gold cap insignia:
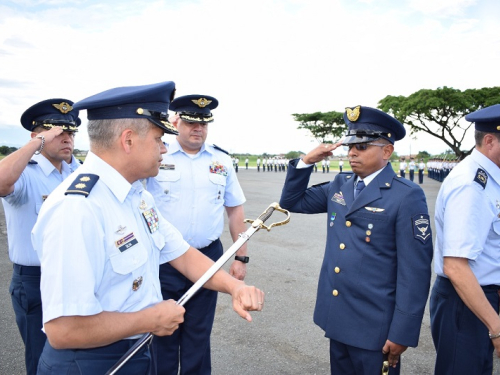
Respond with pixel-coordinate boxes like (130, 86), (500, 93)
(53, 102), (73, 114)
(192, 98), (212, 108)
(345, 106), (361, 122)
(75, 183), (86, 189)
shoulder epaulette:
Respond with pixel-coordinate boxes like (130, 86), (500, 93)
(473, 168), (488, 189)
(311, 181), (329, 188)
(28, 160), (38, 165)
(65, 174), (99, 197)
(212, 144), (229, 155)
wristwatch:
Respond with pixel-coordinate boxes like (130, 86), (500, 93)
(234, 255), (249, 263)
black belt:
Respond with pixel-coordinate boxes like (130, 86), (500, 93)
(13, 264), (41, 276)
(437, 276), (499, 291)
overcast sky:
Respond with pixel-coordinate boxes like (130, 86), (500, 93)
(1, 0), (499, 156)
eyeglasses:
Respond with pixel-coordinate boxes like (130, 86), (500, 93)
(343, 143), (387, 151)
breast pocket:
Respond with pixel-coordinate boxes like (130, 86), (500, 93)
(208, 173), (227, 204)
(156, 170), (181, 202)
(109, 242), (148, 275)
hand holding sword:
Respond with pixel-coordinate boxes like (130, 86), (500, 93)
(106, 202), (290, 375)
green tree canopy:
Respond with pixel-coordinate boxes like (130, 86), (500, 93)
(292, 111), (345, 143)
(378, 86), (500, 159)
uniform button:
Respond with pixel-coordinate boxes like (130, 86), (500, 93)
(346, 221), (351, 227)
(334, 267), (340, 273)
(339, 243), (345, 250)
(332, 289), (339, 296)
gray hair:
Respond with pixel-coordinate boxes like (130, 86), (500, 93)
(88, 118), (152, 151)
(474, 130), (500, 146)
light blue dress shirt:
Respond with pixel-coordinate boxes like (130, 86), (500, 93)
(147, 139), (245, 249)
(2, 153), (76, 266)
(434, 149), (500, 285)
(31, 152), (190, 325)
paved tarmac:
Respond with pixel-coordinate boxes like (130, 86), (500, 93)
(1, 168), (499, 374)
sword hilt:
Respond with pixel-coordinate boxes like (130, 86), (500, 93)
(244, 202), (290, 232)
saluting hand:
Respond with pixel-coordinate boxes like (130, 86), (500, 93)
(302, 141), (343, 165)
(33, 126), (65, 144)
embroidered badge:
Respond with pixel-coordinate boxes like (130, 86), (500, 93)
(139, 200), (147, 210)
(473, 168), (488, 189)
(115, 232), (138, 252)
(142, 208), (159, 234)
(160, 164), (175, 170)
(412, 214), (431, 243)
(209, 161), (228, 176)
(331, 192), (346, 206)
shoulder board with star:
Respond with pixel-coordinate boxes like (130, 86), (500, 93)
(473, 168), (487, 189)
(28, 159), (38, 164)
(212, 144), (229, 155)
(65, 174), (99, 197)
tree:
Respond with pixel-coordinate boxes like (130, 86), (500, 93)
(416, 151), (431, 160)
(285, 151), (302, 159)
(378, 86), (500, 159)
(292, 111), (345, 143)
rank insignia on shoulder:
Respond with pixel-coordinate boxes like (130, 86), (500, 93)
(65, 174), (99, 197)
(473, 168), (488, 189)
(212, 144), (229, 155)
(28, 159), (38, 164)
(412, 214), (431, 243)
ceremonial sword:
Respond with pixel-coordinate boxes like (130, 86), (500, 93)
(106, 202), (290, 375)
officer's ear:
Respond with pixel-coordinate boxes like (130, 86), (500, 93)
(120, 129), (135, 154)
(382, 144), (394, 161)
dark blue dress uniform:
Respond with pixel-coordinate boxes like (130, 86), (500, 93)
(280, 105), (433, 375)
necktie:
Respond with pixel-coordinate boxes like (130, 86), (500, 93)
(354, 180), (365, 199)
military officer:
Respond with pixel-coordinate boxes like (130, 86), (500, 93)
(146, 94), (249, 375)
(279, 105), (433, 374)
(430, 104), (500, 374)
(31, 82), (264, 374)
(399, 157), (407, 178)
(418, 159), (425, 184)
(408, 157), (416, 181)
(0, 98), (81, 374)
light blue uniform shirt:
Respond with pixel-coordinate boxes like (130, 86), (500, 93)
(32, 152), (189, 325)
(434, 149), (500, 285)
(147, 139), (245, 249)
(2, 153), (76, 266)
